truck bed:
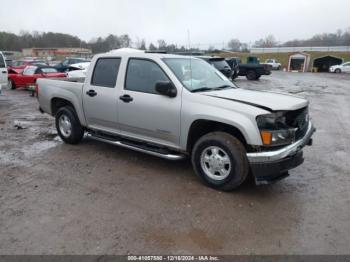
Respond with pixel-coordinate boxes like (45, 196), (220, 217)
(37, 77), (85, 122)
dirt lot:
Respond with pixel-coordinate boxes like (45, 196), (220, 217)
(0, 71), (349, 255)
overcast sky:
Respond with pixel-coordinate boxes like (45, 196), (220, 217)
(1, 0), (349, 48)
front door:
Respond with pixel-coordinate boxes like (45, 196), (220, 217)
(343, 62), (350, 73)
(118, 58), (181, 148)
(82, 57), (121, 133)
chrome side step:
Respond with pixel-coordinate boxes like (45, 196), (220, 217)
(86, 133), (185, 161)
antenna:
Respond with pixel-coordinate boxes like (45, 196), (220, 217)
(187, 29), (191, 51)
(187, 29), (192, 89)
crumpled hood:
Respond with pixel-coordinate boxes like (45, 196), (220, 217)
(205, 88), (308, 111)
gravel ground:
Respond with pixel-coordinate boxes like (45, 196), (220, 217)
(0, 71), (349, 255)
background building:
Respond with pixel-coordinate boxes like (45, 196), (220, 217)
(22, 48), (92, 59)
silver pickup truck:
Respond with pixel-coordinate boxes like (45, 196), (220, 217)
(37, 49), (315, 191)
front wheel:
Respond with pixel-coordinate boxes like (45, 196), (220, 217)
(191, 132), (249, 191)
(55, 106), (84, 144)
(8, 79), (15, 90)
(335, 68), (341, 73)
(246, 70), (257, 80)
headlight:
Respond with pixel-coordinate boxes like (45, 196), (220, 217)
(256, 112), (296, 146)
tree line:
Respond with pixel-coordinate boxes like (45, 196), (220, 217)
(0, 31), (194, 54)
(1, 28), (350, 54)
(227, 28), (350, 51)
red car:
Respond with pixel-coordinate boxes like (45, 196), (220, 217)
(8, 59), (48, 71)
(8, 65), (66, 90)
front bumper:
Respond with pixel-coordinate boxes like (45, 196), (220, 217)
(247, 121), (316, 184)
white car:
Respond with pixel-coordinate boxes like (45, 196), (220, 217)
(264, 59), (281, 70)
(0, 52), (8, 95)
(329, 62), (350, 73)
(67, 62), (90, 78)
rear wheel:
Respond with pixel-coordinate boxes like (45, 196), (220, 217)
(55, 106), (84, 144)
(335, 68), (341, 73)
(191, 132), (249, 191)
(246, 70), (257, 80)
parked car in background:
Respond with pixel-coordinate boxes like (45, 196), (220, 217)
(37, 49), (315, 191)
(329, 62), (350, 73)
(9, 59), (48, 71)
(55, 58), (90, 72)
(67, 62), (91, 78)
(196, 56), (232, 78)
(0, 52), (8, 95)
(264, 59), (281, 70)
(8, 65), (66, 90)
(225, 56), (271, 80)
(225, 57), (240, 79)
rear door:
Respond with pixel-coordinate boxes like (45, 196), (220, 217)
(0, 53), (7, 88)
(82, 57), (121, 133)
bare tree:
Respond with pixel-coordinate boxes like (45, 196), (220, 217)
(157, 39), (167, 50)
(148, 43), (157, 50)
(227, 38), (241, 51)
(254, 34), (278, 48)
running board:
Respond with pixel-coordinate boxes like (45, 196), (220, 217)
(86, 133), (185, 161)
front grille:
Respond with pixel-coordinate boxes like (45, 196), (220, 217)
(285, 106), (309, 140)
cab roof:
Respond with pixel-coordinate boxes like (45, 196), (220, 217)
(101, 48), (196, 59)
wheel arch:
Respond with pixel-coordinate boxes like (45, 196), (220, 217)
(186, 119), (250, 153)
(51, 97), (75, 116)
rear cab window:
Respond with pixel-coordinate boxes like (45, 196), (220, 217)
(210, 59), (229, 69)
(91, 58), (121, 88)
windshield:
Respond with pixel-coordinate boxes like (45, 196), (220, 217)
(23, 66), (37, 75)
(163, 58), (235, 92)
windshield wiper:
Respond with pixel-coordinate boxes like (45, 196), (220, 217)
(191, 87), (214, 93)
(191, 85), (233, 93)
(213, 85), (233, 90)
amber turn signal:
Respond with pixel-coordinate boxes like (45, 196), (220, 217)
(260, 131), (272, 145)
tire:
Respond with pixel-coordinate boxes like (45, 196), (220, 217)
(55, 106), (84, 144)
(335, 68), (341, 73)
(8, 79), (15, 90)
(191, 132), (249, 191)
(231, 73), (238, 80)
(246, 70), (257, 80)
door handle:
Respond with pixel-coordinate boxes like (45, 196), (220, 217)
(119, 94), (133, 103)
(1, 71), (6, 74)
(86, 89), (97, 97)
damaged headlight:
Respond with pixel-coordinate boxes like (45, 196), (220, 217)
(256, 112), (296, 146)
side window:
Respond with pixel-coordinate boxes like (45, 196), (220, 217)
(91, 58), (121, 88)
(0, 55), (5, 68)
(125, 59), (170, 94)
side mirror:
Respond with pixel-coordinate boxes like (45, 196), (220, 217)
(155, 81), (177, 98)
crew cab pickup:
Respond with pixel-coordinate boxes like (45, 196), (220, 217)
(37, 49), (315, 191)
(226, 56), (271, 80)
